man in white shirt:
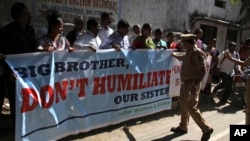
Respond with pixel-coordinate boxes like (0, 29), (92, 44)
(129, 24), (141, 44)
(98, 12), (114, 42)
(212, 41), (240, 104)
(100, 19), (130, 50)
(73, 19), (101, 52)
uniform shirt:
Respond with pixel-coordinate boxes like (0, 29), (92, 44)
(37, 35), (70, 51)
(100, 31), (130, 49)
(97, 26), (114, 42)
(217, 49), (240, 76)
(73, 30), (101, 51)
(180, 46), (206, 82)
(0, 21), (36, 54)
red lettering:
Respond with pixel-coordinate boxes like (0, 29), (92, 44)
(55, 81), (68, 103)
(151, 71), (159, 86)
(117, 74), (132, 91)
(107, 75), (116, 93)
(76, 78), (88, 97)
(93, 77), (106, 95)
(40, 85), (54, 108)
(21, 88), (38, 113)
(165, 70), (171, 84)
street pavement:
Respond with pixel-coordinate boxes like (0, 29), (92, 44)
(0, 91), (246, 141)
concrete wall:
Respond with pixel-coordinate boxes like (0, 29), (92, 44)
(120, 0), (242, 32)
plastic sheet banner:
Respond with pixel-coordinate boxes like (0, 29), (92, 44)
(6, 49), (179, 141)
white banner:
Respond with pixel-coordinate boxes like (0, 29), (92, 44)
(6, 49), (180, 141)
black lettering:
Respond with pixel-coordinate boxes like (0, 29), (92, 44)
(79, 61), (90, 70)
(108, 59), (115, 68)
(28, 66), (37, 77)
(116, 58), (125, 67)
(38, 64), (51, 76)
(66, 62), (78, 72)
(55, 62), (65, 73)
(99, 59), (108, 69)
(114, 96), (122, 104)
(14, 67), (28, 78)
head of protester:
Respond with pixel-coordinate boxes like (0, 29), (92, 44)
(37, 10), (74, 52)
(73, 18), (101, 52)
(228, 41), (237, 54)
(100, 19), (130, 51)
(153, 28), (167, 49)
(66, 16), (86, 46)
(193, 28), (203, 49)
(133, 24), (141, 35)
(129, 24), (141, 44)
(100, 12), (113, 28)
(117, 19), (130, 36)
(131, 23), (156, 49)
(11, 2), (32, 27)
(87, 18), (101, 36)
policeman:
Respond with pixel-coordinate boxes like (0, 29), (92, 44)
(225, 47), (250, 124)
(171, 34), (213, 141)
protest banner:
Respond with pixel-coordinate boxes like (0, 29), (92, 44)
(6, 49), (179, 141)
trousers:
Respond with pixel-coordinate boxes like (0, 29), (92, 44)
(178, 81), (211, 133)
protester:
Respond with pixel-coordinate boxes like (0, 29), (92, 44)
(239, 38), (250, 61)
(131, 23), (156, 49)
(225, 46), (250, 124)
(66, 16), (86, 46)
(153, 28), (167, 49)
(171, 34), (213, 141)
(73, 18), (101, 52)
(211, 41), (240, 104)
(100, 19), (130, 51)
(36, 9), (61, 39)
(129, 24), (141, 44)
(166, 32), (177, 49)
(202, 38), (220, 95)
(98, 12), (114, 42)
(193, 28), (203, 49)
(36, 11), (74, 52)
(0, 2), (37, 125)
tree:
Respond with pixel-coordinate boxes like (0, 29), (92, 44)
(239, 0), (250, 24)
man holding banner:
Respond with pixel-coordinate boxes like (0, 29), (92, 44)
(171, 34), (213, 141)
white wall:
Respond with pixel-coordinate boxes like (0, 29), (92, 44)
(120, 0), (242, 32)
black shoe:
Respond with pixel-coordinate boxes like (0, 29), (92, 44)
(201, 128), (213, 141)
(170, 127), (187, 134)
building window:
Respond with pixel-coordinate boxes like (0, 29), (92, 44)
(215, 0), (226, 9)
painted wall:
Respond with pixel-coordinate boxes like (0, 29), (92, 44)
(120, 0), (242, 32)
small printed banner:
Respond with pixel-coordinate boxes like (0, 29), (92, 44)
(6, 49), (181, 141)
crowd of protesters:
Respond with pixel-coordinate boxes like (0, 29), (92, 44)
(1, 2), (250, 140)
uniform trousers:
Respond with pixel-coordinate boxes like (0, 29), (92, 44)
(178, 81), (211, 133)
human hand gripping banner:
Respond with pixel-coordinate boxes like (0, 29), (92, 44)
(5, 49), (182, 141)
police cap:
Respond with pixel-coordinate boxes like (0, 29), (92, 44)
(180, 34), (196, 40)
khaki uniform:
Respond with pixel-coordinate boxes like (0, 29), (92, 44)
(178, 46), (212, 133)
(243, 58), (250, 124)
